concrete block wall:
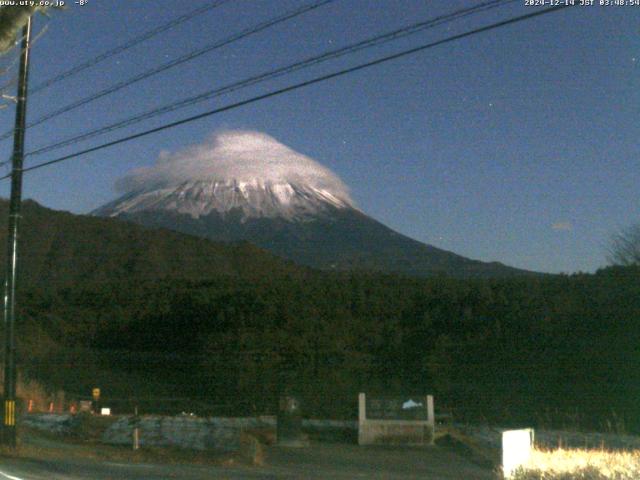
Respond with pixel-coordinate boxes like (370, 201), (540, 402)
(102, 415), (276, 451)
(23, 413), (360, 451)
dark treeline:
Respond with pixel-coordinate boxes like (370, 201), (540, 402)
(14, 265), (640, 432)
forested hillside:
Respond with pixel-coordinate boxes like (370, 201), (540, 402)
(0, 199), (303, 287)
(15, 264), (640, 433)
(0, 200), (636, 432)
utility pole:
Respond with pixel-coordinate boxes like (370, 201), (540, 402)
(2, 17), (32, 447)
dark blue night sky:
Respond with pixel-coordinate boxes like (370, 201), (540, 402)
(0, 0), (637, 274)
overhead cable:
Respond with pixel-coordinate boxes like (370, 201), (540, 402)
(27, 0), (516, 158)
(0, 5), (571, 181)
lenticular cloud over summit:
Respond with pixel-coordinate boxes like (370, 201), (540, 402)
(98, 130), (356, 221)
(116, 130), (353, 204)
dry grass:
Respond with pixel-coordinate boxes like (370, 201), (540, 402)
(511, 447), (640, 480)
(0, 370), (63, 413)
(239, 432), (265, 466)
(16, 377), (50, 411)
(65, 412), (119, 442)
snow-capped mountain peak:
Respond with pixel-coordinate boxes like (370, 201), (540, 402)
(95, 131), (356, 221)
(94, 178), (353, 221)
(93, 131), (533, 278)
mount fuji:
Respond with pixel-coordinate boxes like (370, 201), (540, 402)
(93, 131), (532, 278)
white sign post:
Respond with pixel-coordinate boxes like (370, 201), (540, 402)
(502, 428), (534, 479)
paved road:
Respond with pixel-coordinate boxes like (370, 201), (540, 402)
(0, 444), (495, 479)
(0, 458), (268, 480)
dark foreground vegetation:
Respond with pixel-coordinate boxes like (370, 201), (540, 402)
(16, 264), (640, 433)
(0, 200), (638, 432)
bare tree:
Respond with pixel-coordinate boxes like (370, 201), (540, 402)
(608, 224), (640, 266)
(0, 6), (60, 111)
(0, 5), (62, 53)
(0, 6), (41, 54)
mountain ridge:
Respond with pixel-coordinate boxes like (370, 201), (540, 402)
(92, 130), (539, 278)
(96, 180), (536, 278)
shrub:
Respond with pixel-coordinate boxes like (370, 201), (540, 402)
(510, 448), (640, 480)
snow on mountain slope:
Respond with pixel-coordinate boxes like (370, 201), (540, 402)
(93, 131), (354, 220)
(95, 130), (355, 221)
(94, 179), (353, 221)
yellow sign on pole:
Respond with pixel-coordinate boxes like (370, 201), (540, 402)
(92, 388), (100, 401)
(4, 400), (15, 426)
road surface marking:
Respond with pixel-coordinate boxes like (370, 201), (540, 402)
(0, 470), (24, 480)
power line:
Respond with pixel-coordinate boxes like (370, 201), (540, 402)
(0, 5), (571, 182)
(26, 0), (517, 158)
(29, 0), (232, 95)
(0, 0), (335, 143)
(0, 2), (229, 142)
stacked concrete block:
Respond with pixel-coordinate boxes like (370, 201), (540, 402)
(101, 415), (276, 452)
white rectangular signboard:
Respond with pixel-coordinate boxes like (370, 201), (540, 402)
(502, 428), (534, 478)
